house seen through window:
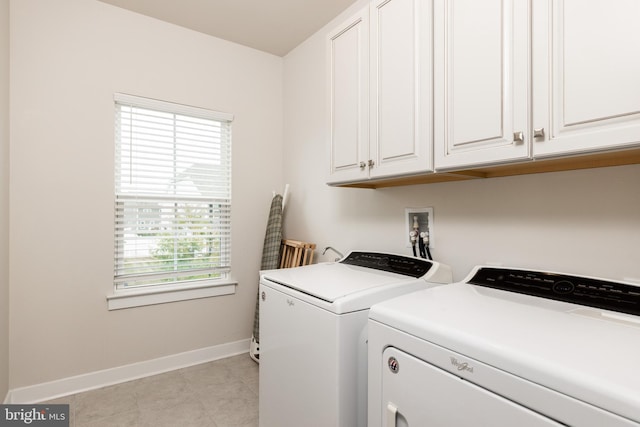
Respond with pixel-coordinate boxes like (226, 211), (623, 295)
(114, 93), (233, 290)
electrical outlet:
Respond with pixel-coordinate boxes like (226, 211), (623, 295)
(405, 207), (434, 248)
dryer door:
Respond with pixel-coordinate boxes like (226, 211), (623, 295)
(381, 347), (562, 426)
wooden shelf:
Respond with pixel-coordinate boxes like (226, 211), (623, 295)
(335, 147), (640, 189)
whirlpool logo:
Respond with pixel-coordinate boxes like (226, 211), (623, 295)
(450, 357), (474, 374)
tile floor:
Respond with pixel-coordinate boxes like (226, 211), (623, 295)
(41, 353), (259, 427)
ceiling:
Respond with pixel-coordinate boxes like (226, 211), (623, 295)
(99, 0), (358, 56)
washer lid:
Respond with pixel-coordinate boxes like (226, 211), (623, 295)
(261, 262), (418, 303)
(369, 281), (640, 423)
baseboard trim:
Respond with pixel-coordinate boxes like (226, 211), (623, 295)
(6, 339), (250, 404)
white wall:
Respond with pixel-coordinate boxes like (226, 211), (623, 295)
(283, 3), (640, 283)
(7, 0), (640, 396)
(9, 0), (283, 389)
(0, 0), (10, 402)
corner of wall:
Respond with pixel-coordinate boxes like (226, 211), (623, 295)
(0, 0), (11, 403)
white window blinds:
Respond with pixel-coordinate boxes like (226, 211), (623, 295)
(114, 93), (233, 290)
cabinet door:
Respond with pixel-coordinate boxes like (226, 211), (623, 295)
(327, 7), (370, 185)
(434, 0), (530, 170)
(369, 0), (433, 179)
(533, 0), (640, 157)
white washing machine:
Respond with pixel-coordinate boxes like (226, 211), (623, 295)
(368, 266), (640, 427)
(258, 251), (452, 427)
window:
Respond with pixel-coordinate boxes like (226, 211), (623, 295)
(113, 93), (233, 300)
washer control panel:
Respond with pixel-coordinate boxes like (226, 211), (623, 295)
(469, 267), (640, 316)
(340, 251), (433, 278)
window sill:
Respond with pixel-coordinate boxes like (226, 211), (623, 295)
(107, 280), (237, 310)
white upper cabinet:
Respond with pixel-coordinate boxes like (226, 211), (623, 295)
(327, 0), (433, 185)
(329, 0), (640, 186)
(433, 0), (531, 170)
(532, 0), (640, 157)
(369, 0), (433, 179)
(327, 6), (370, 185)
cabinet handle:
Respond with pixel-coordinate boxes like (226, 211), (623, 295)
(533, 128), (545, 139)
(368, 159), (375, 168)
(513, 131), (524, 144)
(359, 161), (366, 170)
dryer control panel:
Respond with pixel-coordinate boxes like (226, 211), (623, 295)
(340, 251), (433, 278)
(469, 267), (640, 316)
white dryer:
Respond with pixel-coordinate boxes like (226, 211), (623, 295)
(258, 251), (452, 427)
(368, 266), (640, 427)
